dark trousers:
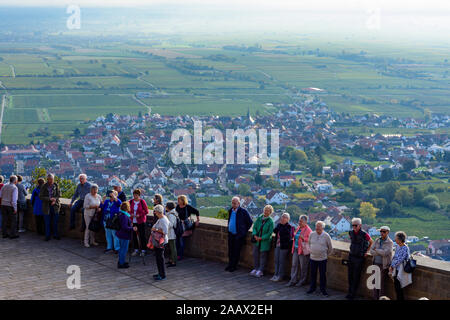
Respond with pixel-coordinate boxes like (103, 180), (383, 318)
(155, 247), (166, 277)
(44, 206), (59, 238)
(176, 236), (185, 259)
(1, 205), (17, 237)
(70, 200), (85, 229)
(348, 255), (365, 298)
(227, 233), (245, 269)
(35, 215), (45, 235)
(394, 275), (404, 300)
(132, 223), (146, 251)
(309, 259), (328, 293)
(373, 264), (388, 300)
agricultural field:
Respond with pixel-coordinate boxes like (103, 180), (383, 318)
(0, 34), (449, 144)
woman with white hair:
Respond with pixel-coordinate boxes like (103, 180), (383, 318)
(306, 220), (333, 297)
(270, 212), (294, 282)
(82, 184), (102, 248)
(250, 205), (274, 278)
(151, 204), (170, 280)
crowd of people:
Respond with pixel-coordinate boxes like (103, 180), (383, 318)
(0, 174), (414, 298)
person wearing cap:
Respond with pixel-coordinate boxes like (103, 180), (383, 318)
(369, 226), (394, 300)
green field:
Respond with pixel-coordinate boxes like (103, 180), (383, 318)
(0, 35), (449, 144)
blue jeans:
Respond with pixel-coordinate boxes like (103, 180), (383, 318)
(44, 206), (59, 238)
(176, 236), (185, 258)
(118, 239), (129, 265)
(70, 200), (84, 229)
(105, 227), (120, 251)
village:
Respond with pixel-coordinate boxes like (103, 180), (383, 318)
(1, 96), (449, 261)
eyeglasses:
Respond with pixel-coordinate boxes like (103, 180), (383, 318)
(380, 230), (387, 233)
(352, 225), (359, 227)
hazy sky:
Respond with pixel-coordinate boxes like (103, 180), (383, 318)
(0, 0), (449, 13)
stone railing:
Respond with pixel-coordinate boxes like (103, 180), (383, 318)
(23, 198), (450, 300)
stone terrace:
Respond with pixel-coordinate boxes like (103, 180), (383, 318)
(0, 232), (346, 300)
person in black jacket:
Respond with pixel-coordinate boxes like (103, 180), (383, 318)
(114, 184), (127, 203)
(175, 194), (200, 260)
(225, 196), (253, 272)
(346, 217), (373, 300)
(270, 212), (294, 281)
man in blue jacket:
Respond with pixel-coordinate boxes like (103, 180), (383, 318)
(225, 196), (253, 272)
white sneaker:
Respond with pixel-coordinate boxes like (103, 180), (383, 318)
(270, 275), (278, 281)
(84, 243), (90, 248)
(131, 250), (139, 257)
(18, 229), (25, 233)
(255, 270), (264, 278)
(250, 269), (258, 276)
(91, 242), (99, 246)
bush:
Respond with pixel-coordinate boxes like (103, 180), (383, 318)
(422, 195), (440, 211)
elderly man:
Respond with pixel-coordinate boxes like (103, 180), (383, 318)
(370, 226), (393, 300)
(307, 221), (333, 296)
(114, 184), (127, 203)
(0, 175), (19, 239)
(287, 215), (312, 287)
(225, 196), (253, 272)
(39, 174), (61, 241)
(346, 217), (373, 300)
(69, 174), (91, 230)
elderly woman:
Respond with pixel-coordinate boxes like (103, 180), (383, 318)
(270, 212), (294, 282)
(151, 204), (170, 280)
(175, 194), (200, 260)
(31, 178), (45, 236)
(307, 221), (333, 297)
(129, 189), (149, 257)
(83, 184), (102, 248)
(389, 231), (411, 300)
(101, 190), (122, 253)
(287, 215), (312, 287)
(250, 205), (274, 278)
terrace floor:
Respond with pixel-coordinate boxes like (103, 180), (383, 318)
(0, 232), (347, 300)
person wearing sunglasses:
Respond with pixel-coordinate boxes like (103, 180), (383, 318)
(346, 218), (373, 300)
(369, 226), (393, 300)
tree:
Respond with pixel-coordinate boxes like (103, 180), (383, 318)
(349, 175), (363, 190)
(290, 149), (307, 163)
(380, 168), (394, 182)
(380, 181), (401, 202)
(237, 183), (251, 196)
(338, 189), (355, 202)
(402, 159), (416, 172)
(215, 208), (229, 220)
(394, 187), (414, 207)
(30, 167), (76, 199)
(359, 202), (378, 224)
(254, 172), (263, 185)
(362, 169), (375, 184)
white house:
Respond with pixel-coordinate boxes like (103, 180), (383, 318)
(330, 215), (351, 233)
(266, 190), (289, 205)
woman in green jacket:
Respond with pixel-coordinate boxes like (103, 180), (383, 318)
(250, 205), (274, 278)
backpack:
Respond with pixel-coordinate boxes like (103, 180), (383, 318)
(106, 213), (121, 231)
(171, 212), (184, 238)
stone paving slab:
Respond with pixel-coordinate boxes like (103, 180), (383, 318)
(0, 232), (346, 300)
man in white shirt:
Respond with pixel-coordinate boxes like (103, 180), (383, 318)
(0, 175), (19, 239)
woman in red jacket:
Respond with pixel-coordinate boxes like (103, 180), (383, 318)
(129, 189), (149, 257)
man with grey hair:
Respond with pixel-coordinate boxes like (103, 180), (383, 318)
(0, 175), (19, 239)
(287, 214), (312, 287)
(307, 220), (333, 296)
(346, 217), (373, 300)
(225, 196), (253, 272)
(69, 173), (91, 230)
